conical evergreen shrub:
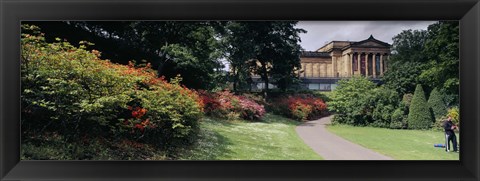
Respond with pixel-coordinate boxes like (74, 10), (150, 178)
(408, 84), (434, 129)
(428, 88), (447, 120)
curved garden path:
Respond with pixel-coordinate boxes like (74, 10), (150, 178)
(295, 115), (393, 160)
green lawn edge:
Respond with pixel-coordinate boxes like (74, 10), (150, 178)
(325, 123), (459, 160)
(179, 114), (323, 160)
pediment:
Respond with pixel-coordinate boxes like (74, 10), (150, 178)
(354, 40), (389, 47)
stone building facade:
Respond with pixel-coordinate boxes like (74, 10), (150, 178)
(298, 35), (391, 91)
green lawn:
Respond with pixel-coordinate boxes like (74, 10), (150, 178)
(179, 114), (323, 160)
(326, 124), (460, 160)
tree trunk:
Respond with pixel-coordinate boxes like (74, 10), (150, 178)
(232, 65), (237, 92)
(261, 63), (269, 99)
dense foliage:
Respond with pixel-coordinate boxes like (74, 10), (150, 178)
(29, 21), (307, 93)
(383, 21), (459, 106)
(328, 77), (400, 128)
(222, 21), (306, 94)
(407, 85), (434, 129)
(390, 108), (407, 129)
(27, 21), (226, 90)
(428, 88), (447, 120)
(21, 25), (203, 159)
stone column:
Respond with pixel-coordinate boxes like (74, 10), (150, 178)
(310, 63), (315, 77)
(365, 53), (369, 77)
(357, 53), (361, 76)
(305, 63), (310, 77)
(347, 54), (351, 77)
(372, 53), (376, 78)
(324, 63), (328, 77)
(332, 57), (336, 77)
(314, 63), (319, 77)
(380, 54), (384, 76)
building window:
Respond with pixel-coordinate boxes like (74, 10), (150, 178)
(306, 83), (336, 91)
(256, 83), (277, 90)
(319, 84), (331, 91)
(331, 84), (338, 90)
(308, 83), (320, 90)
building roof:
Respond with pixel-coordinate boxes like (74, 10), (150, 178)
(346, 35), (391, 48)
(313, 35), (391, 53)
(301, 51), (331, 58)
(316, 41), (354, 52)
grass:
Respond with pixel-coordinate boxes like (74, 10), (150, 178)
(326, 124), (460, 160)
(178, 114), (323, 160)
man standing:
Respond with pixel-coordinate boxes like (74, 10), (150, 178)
(443, 116), (458, 152)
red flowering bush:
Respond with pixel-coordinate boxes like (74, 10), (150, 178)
(21, 25), (203, 158)
(198, 90), (265, 120)
(237, 95), (266, 120)
(272, 95), (327, 121)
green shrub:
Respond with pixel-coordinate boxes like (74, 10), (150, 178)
(133, 76), (203, 149)
(402, 93), (414, 108)
(407, 84), (434, 129)
(328, 77), (399, 127)
(369, 87), (400, 128)
(390, 108), (407, 129)
(328, 76), (377, 125)
(428, 88), (447, 120)
(21, 25), (203, 158)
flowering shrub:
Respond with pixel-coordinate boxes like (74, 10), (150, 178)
(271, 95), (327, 121)
(21, 25), (203, 158)
(198, 90), (265, 120)
(447, 107), (460, 126)
(237, 95), (266, 120)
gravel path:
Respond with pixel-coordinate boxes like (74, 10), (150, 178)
(295, 115), (393, 160)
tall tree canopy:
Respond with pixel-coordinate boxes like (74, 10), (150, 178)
(382, 21), (459, 106)
(420, 21), (459, 102)
(27, 21), (226, 90)
(223, 21), (305, 95)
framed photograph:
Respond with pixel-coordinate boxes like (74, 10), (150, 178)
(1, 0), (479, 180)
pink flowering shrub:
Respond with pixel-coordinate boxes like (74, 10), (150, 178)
(237, 95), (266, 120)
(198, 90), (265, 120)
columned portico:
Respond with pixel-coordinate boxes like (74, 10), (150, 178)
(297, 35), (391, 91)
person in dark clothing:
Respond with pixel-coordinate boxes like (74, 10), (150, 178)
(443, 116), (458, 152)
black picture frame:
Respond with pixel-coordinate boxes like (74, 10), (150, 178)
(1, 0), (479, 180)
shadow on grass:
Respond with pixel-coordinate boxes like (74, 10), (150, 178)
(177, 118), (234, 160)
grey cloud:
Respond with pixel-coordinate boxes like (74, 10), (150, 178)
(296, 21), (437, 51)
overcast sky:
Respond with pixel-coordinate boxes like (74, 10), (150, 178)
(296, 21), (437, 51)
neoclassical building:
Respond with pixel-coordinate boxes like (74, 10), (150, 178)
(298, 35), (391, 91)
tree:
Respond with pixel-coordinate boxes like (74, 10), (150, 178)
(408, 84), (434, 129)
(382, 61), (425, 95)
(384, 21), (459, 106)
(223, 21), (305, 96)
(223, 22), (256, 92)
(420, 21), (459, 105)
(383, 28), (429, 95)
(428, 88), (447, 120)
(390, 29), (429, 64)
(26, 21), (226, 90)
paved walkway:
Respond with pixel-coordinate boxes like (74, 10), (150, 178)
(295, 115), (393, 160)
